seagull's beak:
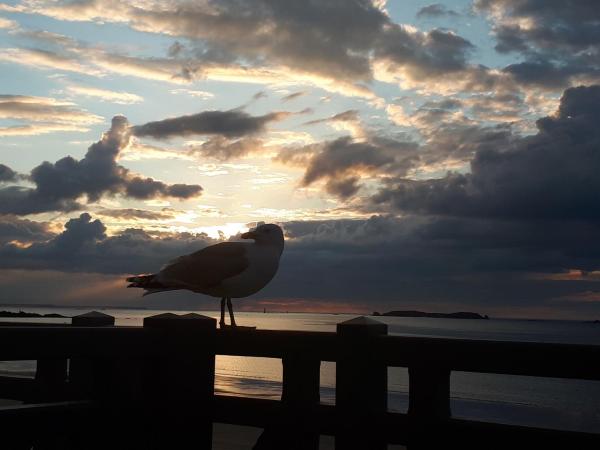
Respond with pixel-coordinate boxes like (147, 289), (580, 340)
(241, 230), (257, 240)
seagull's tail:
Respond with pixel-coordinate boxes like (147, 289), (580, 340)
(126, 274), (177, 296)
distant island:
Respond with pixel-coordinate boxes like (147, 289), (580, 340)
(0, 310), (68, 318)
(373, 310), (489, 320)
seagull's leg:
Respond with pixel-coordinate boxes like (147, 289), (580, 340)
(227, 297), (237, 327)
(220, 297), (226, 328)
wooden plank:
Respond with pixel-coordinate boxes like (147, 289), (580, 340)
(213, 396), (600, 448)
(1, 326), (598, 381)
(376, 335), (600, 380)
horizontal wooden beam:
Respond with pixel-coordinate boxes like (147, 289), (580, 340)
(213, 396), (599, 448)
(376, 335), (600, 380)
(0, 326), (598, 380)
(0, 396), (597, 448)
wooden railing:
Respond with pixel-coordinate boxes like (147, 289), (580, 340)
(0, 312), (599, 449)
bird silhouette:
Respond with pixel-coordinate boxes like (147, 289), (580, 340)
(127, 223), (284, 328)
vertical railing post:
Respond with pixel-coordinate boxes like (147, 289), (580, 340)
(142, 312), (216, 450)
(34, 358), (68, 402)
(69, 311), (115, 398)
(67, 311), (116, 450)
(335, 316), (388, 450)
(407, 364), (451, 448)
(254, 353), (321, 449)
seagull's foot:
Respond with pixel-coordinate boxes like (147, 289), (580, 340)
(219, 320), (226, 329)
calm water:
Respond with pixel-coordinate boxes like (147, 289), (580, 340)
(1, 307), (599, 433)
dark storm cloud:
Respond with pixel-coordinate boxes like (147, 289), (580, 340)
(258, 214), (600, 318)
(0, 164), (18, 182)
(0, 213), (217, 274)
(417, 4), (460, 18)
(2, 213), (599, 312)
(132, 110), (290, 139)
(0, 215), (55, 245)
(475, 0), (600, 88)
(372, 85), (600, 220)
(475, 0), (600, 54)
(2, 212), (600, 316)
(503, 60), (593, 89)
(0, 116), (202, 215)
(297, 136), (419, 198)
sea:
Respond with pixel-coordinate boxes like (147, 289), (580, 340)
(1, 307), (599, 434)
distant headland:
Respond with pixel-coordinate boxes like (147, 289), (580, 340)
(0, 310), (68, 318)
(373, 310), (489, 320)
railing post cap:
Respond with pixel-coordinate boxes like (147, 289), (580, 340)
(71, 310), (115, 326)
(337, 316), (387, 335)
(143, 312), (216, 329)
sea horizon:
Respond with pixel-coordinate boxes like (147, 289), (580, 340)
(0, 303), (596, 323)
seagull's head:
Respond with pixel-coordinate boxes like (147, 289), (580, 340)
(241, 223), (284, 251)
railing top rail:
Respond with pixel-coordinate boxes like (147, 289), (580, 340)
(375, 335), (600, 380)
(0, 325), (598, 380)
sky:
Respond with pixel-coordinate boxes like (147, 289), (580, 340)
(1, 0), (600, 319)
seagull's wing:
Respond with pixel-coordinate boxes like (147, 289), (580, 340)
(158, 242), (249, 290)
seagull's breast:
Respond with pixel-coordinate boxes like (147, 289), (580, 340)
(219, 244), (281, 298)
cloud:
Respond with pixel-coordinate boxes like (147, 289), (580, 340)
(0, 213), (217, 274)
(416, 4), (460, 18)
(0, 116), (202, 215)
(475, 0), (600, 55)
(131, 108), (303, 161)
(475, 0), (600, 88)
(0, 123), (97, 136)
(0, 164), (18, 182)
(0, 215), (55, 245)
(304, 110), (360, 126)
(96, 208), (176, 221)
(281, 91), (306, 102)
(169, 88), (214, 99)
(13, 0), (478, 94)
(0, 94), (103, 135)
(0, 47), (104, 76)
(186, 136), (264, 161)
(2, 213), (598, 317)
(293, 135), (418, 198)
(65, 85), (143, 104)
(132, 110), (291, 140)
(372, 85), (600, 220)
(0, 16), (18, 29)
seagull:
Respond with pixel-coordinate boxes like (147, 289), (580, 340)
(126, 224), (284, 328)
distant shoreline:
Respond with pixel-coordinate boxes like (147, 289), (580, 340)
(373, 310), (489, 320)
(0, 310), (68, 319)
